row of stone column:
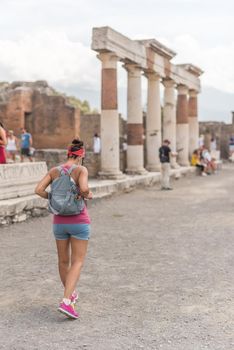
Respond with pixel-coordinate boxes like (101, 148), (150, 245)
(98, 52), (199, 179)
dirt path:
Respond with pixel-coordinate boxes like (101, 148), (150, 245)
(0, 165), (234, 350)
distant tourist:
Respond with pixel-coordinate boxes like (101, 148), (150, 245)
(191, 149), (207, 176)
(20, 128), (33, 162)
(93, 133), (101, 154)
(198, 134), (204, 148)
(229, 136), (234, 156)
(35, 138), (93, 319)
(210, 137), (217, 151)
(201, 146), (217, 174)
(0, 121), (7, 164)
(159, 139), (173, 190)
(6, 130), (18, 162)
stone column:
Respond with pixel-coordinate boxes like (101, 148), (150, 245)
(98, 52), (123, 179)
(124, 63), (147, 174)
(163, 79), (178, 168)
(176, 84), (189, 166)
(145, 72), (161, 172)
(188, 90), (199, 156)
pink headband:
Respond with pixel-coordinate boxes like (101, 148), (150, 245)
(67, 148), (85, 158)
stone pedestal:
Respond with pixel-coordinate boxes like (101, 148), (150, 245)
(98, 52), (123, 179)
(0, 162), (48, 200)
(176, 84), (189, 166)
(145, 72), (161, 172)
(188, 90), (199, 156)
(163, 79), (178, 168)
(124, 64), (147, 174)
(0, 162), (48, 225)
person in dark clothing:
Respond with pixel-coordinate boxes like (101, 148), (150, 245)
(159, 139), (172, 190)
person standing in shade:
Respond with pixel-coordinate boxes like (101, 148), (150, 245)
(0, 121), (7, 164)
(93, 133), (101, 154)
(159, 139), (173, 190)
(20, 128), (33, 162)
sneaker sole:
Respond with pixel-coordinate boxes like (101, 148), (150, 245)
(57, 307), (79, 319)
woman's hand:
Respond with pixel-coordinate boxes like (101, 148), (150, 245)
(87, 191), (93, 200)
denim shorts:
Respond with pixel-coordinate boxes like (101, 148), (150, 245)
(53, 223), (91, 241)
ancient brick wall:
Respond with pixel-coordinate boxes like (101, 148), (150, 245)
(30, 91), (80, 149)
(0, 81), (80, 149)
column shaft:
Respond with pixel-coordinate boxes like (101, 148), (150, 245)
(125, 64), (147, 174)
(176, 84), (189, 166)
(163, 79), (178, 168)
(146, 73), (161, 172)
(98, 52), (123, 179)
(188, 90), (199, 156)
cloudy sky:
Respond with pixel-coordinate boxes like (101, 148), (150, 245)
(0, 0), (234, 121)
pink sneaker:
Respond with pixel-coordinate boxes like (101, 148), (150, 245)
(70, 291), (79, 304)
(58, 302), (79, 319)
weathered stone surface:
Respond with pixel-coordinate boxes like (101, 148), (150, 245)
(127, 124), (144, 145)
(101, 69), (118, 110)
(0, 162), (48, 200)
(0, 195), (48, 225)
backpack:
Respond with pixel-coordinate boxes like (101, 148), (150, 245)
(48, 165), (85, 216)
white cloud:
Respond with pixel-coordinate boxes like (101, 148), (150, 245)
(0, 31), (99, 88)
(169, 34), (234, 93)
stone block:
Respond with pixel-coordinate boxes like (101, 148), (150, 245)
(0, 162), (47, 200)
(12, 213), (27, 223)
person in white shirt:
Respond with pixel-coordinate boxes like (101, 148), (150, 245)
(6, 130), (18, 162)
(93, 133), (101, 154)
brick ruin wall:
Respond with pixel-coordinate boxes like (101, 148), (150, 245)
(0, 81), (80, 149)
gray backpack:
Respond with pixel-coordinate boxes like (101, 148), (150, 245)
(48, 165), (85, 216)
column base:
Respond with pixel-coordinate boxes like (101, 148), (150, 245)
(146, 164), (161, 172)
(171, 162), (180, 169)
(178, 161), (190, 167)
(98, 170), (125, 180)
(125, 168), (148, 175)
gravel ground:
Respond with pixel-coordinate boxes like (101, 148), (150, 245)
(0, 165), (234, 350)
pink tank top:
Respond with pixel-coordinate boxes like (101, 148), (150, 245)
(53, 164), (91, 225)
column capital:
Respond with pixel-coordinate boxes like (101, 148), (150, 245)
(177, 84), (189, 95)
(162, 78), (176, 88)
(144, 71), (161, 81)
(123, 63), (142, 77)
(189, 89), (198, 97)
(97, 52), (119, 68)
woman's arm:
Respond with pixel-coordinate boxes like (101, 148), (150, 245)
(78, 167), (93, 199)
(35, 173), (52, 199)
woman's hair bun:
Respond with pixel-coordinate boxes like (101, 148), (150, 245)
(69, 138), (84, 152)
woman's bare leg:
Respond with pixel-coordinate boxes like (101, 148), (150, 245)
(63, 238), (88, 299)
(56, 239), (70, 286)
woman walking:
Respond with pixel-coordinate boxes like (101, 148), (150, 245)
(35, 139), (92, 319)
(0, 121), (7, 164)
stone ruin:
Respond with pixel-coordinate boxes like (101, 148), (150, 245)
(0, 80), (80, 149)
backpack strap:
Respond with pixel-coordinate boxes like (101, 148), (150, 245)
(56, 164), (78, 176)
(67, 164), (78, 175)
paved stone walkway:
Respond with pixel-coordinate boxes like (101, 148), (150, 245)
(0, 165), (234, 350)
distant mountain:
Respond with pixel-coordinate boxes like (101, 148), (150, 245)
(199, 86), (234, 123)
(54, 83), (234, 124)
